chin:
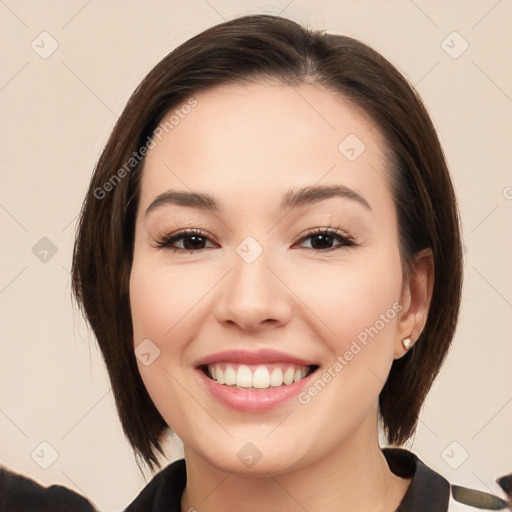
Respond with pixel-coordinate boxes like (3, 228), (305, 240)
(185, 433), (311, 477)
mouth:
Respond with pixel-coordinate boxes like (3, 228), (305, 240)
(199, 363), (319, 390)
(194, 348), (320, 411)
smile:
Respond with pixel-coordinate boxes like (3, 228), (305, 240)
(202, 363), (317, 389)
(194, 348), (320, 411)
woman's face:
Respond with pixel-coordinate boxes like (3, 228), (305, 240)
(130, 81), (424, 474)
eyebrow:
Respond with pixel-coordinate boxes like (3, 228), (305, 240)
(145, 184), (371, 216)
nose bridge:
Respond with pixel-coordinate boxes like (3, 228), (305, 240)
(214, 235), (292, 330)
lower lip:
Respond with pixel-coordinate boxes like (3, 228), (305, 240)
(197, 368), (315, 412)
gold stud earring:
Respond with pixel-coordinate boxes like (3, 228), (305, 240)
(402, 337), (412, 350)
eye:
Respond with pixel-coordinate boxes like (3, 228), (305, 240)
(294, 227), (356, 252)
(152, 228), (217, 254)
(152, 226), (356, 254)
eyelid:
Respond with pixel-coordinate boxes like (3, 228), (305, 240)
(293, 226), (357, 252)
(151, 227), (217, 249)
(294, 226), (355, 243)
(151, 225), (358, 254)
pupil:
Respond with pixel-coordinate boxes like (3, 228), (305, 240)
(312, 234), (332, 249)
(182, 234), (335, 251)
(184, 236), (204, 250)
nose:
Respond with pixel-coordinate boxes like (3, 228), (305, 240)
(213, 246), (294, 332)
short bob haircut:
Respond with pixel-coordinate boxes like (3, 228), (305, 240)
(71, 14), (463, 470)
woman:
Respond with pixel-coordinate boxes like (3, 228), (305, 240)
(72, 13), (512, 512)
(2, 13), (509, 512)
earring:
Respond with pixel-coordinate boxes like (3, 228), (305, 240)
(402, 337), (412, 350)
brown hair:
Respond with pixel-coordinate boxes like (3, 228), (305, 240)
(71, 14), (463, 469)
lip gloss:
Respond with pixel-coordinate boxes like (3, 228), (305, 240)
(197, 368), (315, 412)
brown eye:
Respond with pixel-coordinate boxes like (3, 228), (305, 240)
(296, 228), (355, 252)
(154, 229), (216, 253)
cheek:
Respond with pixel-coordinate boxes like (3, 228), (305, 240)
(129, 261), (196, 429)
(300, 253), (403, 352)
(129, 259), (204, 350)
(128, 255), (222, 413)
(292, 257), (403, 429)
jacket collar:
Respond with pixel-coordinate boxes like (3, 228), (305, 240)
(126, 447), (451, 511)
(383, 447), (450, 511)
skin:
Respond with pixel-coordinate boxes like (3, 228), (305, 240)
(129, 81), (434, 512)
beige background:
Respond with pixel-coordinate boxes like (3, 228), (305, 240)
(1, 0), (511, 510)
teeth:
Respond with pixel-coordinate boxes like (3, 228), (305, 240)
(252, 366), (270, 389)
(206, 363), (311, 389)
(224, 366), (236, 385)
(269, 368), (283, 386)
(283, 367), (295, 385)
(236, 365), (253, 388)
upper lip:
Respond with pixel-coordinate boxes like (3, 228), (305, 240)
(194, 349), (317, 367)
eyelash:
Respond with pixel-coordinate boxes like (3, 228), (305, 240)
(152, 226), (356, 254)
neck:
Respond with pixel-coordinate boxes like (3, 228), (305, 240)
(180, 417), (411, 512)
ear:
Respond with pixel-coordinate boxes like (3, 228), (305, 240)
(394, 248), (434, 359)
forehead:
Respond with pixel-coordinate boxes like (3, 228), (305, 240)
(138, 81), (391, 214)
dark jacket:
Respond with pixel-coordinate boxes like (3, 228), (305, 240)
(123, 447), (509, 512)
(0, 466), (97, 512)
(1, 448), (509, 511)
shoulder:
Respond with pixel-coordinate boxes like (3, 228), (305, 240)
(124, 458), (186, 512)
(383, 447), (451, 511)
(382, 447), (511, 512)
(0, 465), (97, 512)
(123, 451), (511, 512)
